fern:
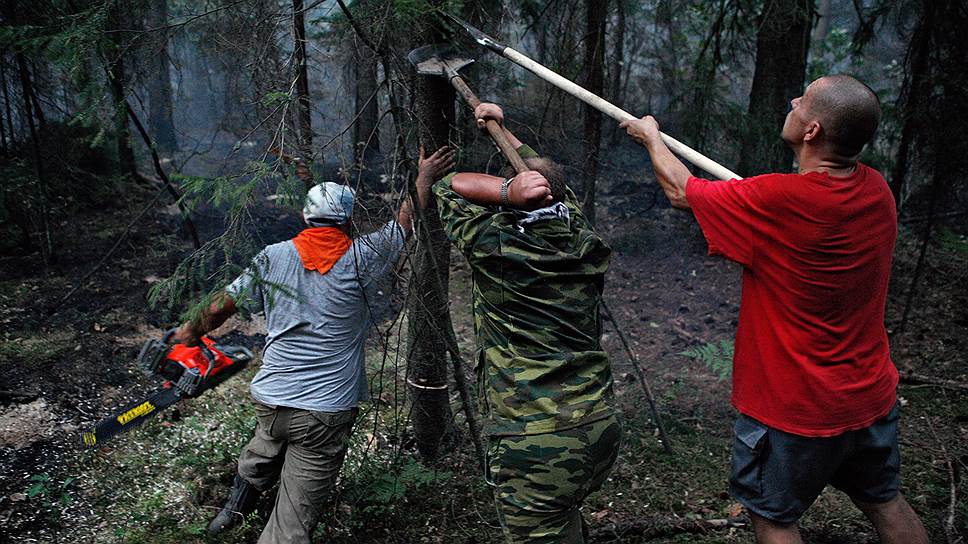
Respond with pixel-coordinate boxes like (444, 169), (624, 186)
(680, 339), (734, 381)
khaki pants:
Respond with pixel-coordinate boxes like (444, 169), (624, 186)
(238, 402), (357, 544)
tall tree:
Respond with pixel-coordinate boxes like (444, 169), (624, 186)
(737, 0), (812, 175)
(891, 0), (968, 336)
(0, 60), (7, 155)
(520, 1), (549, 64)
(581, 0), (607, 223)
(607, 0), (626, 144)
(105, 3), (137, 179)
(406, 0), (458, 463)
(1, 58), (13, 144)
(654, 0), (683, 118)
(145, 0), (178, 153)
(292, 0), (313, 189)
(351, 31), (380, 166)
(684, 0), (731, 150)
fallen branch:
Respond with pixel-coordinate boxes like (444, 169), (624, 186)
(899, 371), (968, 392)
(591, 515), (747, 542)
(123, 99), (201, 249)
(944, 456), (962, 544)
(602, 301), (673, 454)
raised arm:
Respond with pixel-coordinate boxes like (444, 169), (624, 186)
(474, 103), (525, 150)
(451, 171), (553, 210)
(170, 292), (238, 347)
(398, 146), (455, 234)
(620, 115), (692, 210)
(456, 103), (551, 209)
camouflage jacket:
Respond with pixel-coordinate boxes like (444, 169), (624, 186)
(433, 145), (615, 436)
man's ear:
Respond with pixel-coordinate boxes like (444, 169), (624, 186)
(803, 120), (822, 144)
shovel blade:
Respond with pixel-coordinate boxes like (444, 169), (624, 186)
(408, 44), (474, 76)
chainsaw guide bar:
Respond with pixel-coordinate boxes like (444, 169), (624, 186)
(81, 333), (253, 448)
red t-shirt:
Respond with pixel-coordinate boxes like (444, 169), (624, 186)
(686, 164), (899, 437)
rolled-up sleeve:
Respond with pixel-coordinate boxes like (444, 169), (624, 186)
(433, 173), (496, 257)
(226, 250), (269, 315)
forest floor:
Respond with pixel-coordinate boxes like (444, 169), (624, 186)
(0, 144), (966, 543)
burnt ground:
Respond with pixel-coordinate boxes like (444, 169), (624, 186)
(0, 144), (966, 543)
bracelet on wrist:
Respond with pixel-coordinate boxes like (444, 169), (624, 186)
(500, 177), (514, 207)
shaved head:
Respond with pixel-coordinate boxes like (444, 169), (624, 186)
(807, 75), (881, 157)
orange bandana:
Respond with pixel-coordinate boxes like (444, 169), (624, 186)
(291, 227), (352, 275)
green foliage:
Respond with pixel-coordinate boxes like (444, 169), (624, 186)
(344, 456), (452, 519)
(259, 90), (292, 109)
(808, 27), (859, 82)
(24, 473), (77, 509)
(680, 339), (734, 381)
(0, 329), (76, 365)
(149, 160), (306, 321)
(0, 121), (117, 246)
(939, 228), (968, 254)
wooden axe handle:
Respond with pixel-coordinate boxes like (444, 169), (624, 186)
(448, 75), (530, 175)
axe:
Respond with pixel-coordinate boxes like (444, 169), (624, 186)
(408, 44), (530, 175)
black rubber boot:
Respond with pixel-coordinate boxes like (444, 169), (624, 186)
(208, 475), (261, 535)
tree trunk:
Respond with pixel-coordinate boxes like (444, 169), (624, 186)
(106, 6), (138, 179)
(581, 0), (607, 224)
(655, 0), (681, 118)
(352, 34), (380, 166)
(1, 58), (13, 143)
(889, 0), (933, 206)
(607, 0), (626, 145)
(145, 0), (178, 153)
(520, 2), (549, 64)
(15, 52), (51, 263)
(814, 0), (831, 43)
(407, 1), (458, 464)
(737, 0), (812, 176)
(686, 0), (728, 149)
(0, 65), (6, 154)
(292, 0), (313, 190)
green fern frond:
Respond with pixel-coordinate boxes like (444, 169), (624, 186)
(680, 339), (734, 381)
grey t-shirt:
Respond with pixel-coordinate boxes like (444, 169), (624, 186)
(227, 221), (405, 411)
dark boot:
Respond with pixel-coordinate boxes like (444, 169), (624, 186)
(208, 475), (261, 535)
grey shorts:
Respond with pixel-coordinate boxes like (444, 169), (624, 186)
(729, 401), (900, 524)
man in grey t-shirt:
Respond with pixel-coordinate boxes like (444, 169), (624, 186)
(169, 147), (454, 544)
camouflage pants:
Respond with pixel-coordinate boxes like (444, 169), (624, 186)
(486, 415), (622, 543)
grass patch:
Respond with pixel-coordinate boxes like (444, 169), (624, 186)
(0, 329), (76, 365)
(939, 227), (968, 254)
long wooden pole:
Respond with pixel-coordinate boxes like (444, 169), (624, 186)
(445, 14), (741, 180)
(501, 48), (740, 180)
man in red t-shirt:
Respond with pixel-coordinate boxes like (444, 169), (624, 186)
(621, 75), (927, 543)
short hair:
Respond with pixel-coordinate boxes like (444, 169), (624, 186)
(808, 75), (881, 157)
(501, 157), (567, 204)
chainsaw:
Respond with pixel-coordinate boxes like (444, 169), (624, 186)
(81, 329), (253, 447)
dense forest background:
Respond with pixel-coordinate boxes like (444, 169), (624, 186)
(0, 0), (966, 542)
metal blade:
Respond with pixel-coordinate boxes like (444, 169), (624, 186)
(81, 386), (182, 447)
(407, 44), (474, 77)
(441, 12), (507, 54)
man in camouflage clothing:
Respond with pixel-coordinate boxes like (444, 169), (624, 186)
(433, 103), (622, 543)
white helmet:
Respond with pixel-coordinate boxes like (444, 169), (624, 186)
(303, 182), (355, 225)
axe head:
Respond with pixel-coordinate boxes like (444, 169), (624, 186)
(407, 44), (475, 76)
